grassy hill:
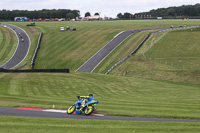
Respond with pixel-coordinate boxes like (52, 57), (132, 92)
(110, 27), (200, 84)
(0, 20), (200, 132)
(0, 20), (199, 116)
(4, 20), (200, 71)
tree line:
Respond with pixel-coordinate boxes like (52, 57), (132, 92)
(117, 12), (132, 19)
(117, 3), (200, 19)
(0, 9), (80, 20)
(139, 3), (200, 17)
(84, 12), (100, 17)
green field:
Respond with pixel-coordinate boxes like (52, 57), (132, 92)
(0, 20), (200, 132)
(110, 27), (200, 84)
(0, 25), (17, 65)
(0, 116), (200, 133)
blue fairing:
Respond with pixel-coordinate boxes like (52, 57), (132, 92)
(85, 100), (99, 105)
(70, 98), (99, 114)
(74, 99), (98, 109)
(68, 97), (99, 115)
(75, 99), (82, 105)
(75, 110), (82, 114)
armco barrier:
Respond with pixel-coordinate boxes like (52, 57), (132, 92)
(105, 33), (151, 75)
(0, 69), (70, 73)
(130, 33), (151, 55)
(31, 32), (43, 69)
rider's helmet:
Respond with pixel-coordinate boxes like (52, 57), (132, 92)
(89, 94), (93, 96)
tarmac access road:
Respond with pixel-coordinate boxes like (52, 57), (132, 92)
(76, 28), (161, 72)
(0, 107), (200, 122)
(0, 24), (30, 69)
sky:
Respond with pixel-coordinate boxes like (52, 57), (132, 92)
(0, 0), (199, 18)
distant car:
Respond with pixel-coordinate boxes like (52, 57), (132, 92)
(170, 25), (173, 28)
(180, 25), (183, 27)
(60, 27), (64, 31)
(27, 22), (35, 26)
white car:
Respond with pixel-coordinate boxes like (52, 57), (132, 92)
(60, 27), (65, 31)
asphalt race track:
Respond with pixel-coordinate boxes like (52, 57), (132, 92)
(76, 28), (160, 72)
(0, 24), (30, 69)
(0, 107), (200, 122)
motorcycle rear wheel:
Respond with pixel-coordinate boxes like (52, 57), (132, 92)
(67, 105), (75, 114)
(84, 106), (94, 115)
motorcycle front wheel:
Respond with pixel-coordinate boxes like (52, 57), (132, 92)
(67, 105), (75, 114)
(84, 106), (94, 115)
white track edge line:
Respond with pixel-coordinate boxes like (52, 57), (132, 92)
(90, 32), (134, 72)
(75, 31), (125, 72)
(43, 109), (67, 113)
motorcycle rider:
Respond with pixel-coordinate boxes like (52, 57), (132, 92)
(77, 94), (94, 107)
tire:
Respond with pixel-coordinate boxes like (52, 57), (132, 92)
(84, 106), (94, 115)
(67, 105), (75, 114)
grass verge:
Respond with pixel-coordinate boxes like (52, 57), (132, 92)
(0, 116), (200, 133)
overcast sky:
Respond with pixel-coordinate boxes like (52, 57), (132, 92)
(1, 0), (199, 18)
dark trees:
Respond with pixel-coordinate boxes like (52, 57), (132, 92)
(0, 9), (80, 20)
(85, 12), (91, 17)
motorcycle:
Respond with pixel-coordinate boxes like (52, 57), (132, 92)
(67, 97), (99, 115)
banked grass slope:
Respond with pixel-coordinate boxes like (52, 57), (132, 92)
(110, 27), (200, 84)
